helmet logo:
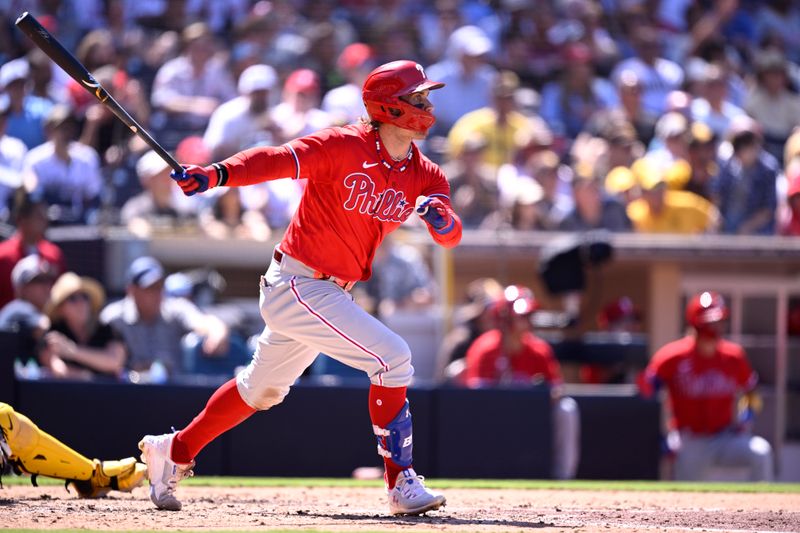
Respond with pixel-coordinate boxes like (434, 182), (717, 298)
(416, 63), (425, 77)
(699, 291), (713, 308)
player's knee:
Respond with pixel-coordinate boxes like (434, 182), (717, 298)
(748, 436), (774, 481)
(376, 334), (413, 387)
(558, 396), (578, 414)
(749, 436), (772, 458)
(240, 384), (290, 411)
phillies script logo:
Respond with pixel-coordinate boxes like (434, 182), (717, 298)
(675, 362), (739, 398)
(342, 173), (414, 222)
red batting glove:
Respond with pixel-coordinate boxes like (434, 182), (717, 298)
(415, 196), (454, 233)
(170, 164), (218, 196)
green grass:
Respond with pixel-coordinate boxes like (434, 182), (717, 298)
(4, 474), (799, 493)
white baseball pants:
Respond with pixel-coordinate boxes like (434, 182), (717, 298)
(674, 429), (774, 481)
(236, 250), (414, 410)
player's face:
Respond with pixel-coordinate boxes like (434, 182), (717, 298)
(131, 281), (164, 321)
(399, 90), (434, 140)
(401, 90), (432, 110)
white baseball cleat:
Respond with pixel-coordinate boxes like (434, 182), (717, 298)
(138, 433), (194, 511)
(388, 468), (446, 515)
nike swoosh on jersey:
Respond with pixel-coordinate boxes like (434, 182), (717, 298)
(362, 161), (379, 169)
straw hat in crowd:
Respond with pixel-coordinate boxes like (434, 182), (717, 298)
(46, 272), (106, 318)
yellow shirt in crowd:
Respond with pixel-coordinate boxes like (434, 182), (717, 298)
(447, 109), (535, 168)
(626, 190), (719, 234)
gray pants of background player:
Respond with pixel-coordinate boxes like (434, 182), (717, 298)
(236, 250), (414, 411)
(553, 396), (581, 479)
(674, 429), (774, 481)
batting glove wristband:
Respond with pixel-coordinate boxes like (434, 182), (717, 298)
(416, 196), (455, 233)
(170, 163), (227, 196)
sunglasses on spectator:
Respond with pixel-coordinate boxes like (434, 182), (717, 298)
(66, 292), (90, 303)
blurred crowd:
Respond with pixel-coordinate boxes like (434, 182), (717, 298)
(2, 0), (800, 379)
(0, 0), (799, 237)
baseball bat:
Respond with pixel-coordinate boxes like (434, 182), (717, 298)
(14, 11), (183, 173)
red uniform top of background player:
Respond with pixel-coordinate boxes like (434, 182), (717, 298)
(464, 285), (563, 387)
(191, 60), (461, 282)
(643, 291), (757, 435)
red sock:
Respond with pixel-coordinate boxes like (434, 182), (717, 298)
(171, 378), (256, 464)
(368, 384), (409, 489)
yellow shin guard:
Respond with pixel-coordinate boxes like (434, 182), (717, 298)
(0, 403), (145, 497)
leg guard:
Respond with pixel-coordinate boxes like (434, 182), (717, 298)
(0, 402), (95, 480)
(373, 400), (413, 468)
(69, 458), (148, 498)
(0, 403), (145, 497)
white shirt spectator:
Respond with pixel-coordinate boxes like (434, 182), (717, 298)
(22, 141), (103, 221)
(203, 64), (277, 158)
(270, 103), (331, 141)
(321, 84), (365, 126)
(151, 55), (236, 129)
(690, 98), (746, 138)
(0, 132), (27, 214)
(426, 26), (497, 134)
(203, 96), (275, 157)
(241, 179), (304, 228)
(746, 87), (800, 142)
(612, 57), (684, 116)
(426, 60), (496, 134)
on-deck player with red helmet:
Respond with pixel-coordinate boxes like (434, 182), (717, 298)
(464, 285), (561, 387)
(138, 60), (461, 514)
(642, 291), (773, 481)
(463, 285), (581, 479)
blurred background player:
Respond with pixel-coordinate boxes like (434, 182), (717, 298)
(641, 291), (773, 481)
(137, 60), (461, 514)
(464, 285), (580, 479)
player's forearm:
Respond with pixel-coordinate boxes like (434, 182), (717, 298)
(428, 211), (462, 248)
(68, 343), (126, 374)
(208, 145), (299, 188)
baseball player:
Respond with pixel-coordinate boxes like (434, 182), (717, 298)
(138, 60), (461, 514)
(463, 285), (580, 479)
(642, 291), (773, 481)
(0, 402), (146, 497)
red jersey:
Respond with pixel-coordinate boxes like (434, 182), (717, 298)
(0, 233), (67, 308)
(218, 123), (461, 281)
(465, 329), (562, 387)
(645, 336), (756, 435)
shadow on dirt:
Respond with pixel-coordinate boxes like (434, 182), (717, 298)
(298, 510), (565, 529)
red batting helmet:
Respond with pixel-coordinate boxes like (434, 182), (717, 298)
(686, 291), (729, 330)
(362, 60), (444, 133)
(597, 297), (640, 331)
(492, 285), (539, 324)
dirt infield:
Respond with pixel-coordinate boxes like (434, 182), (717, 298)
(2, 484), (799, 532)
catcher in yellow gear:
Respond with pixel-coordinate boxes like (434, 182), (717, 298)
(0, 402), (146, 497)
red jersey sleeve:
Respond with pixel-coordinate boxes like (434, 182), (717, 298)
(641, 341), (680, 397)
(420, 164), (462, 248)
(212, 128), (339, 186)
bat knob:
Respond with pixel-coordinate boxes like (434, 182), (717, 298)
(415, 195), (428, 215)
